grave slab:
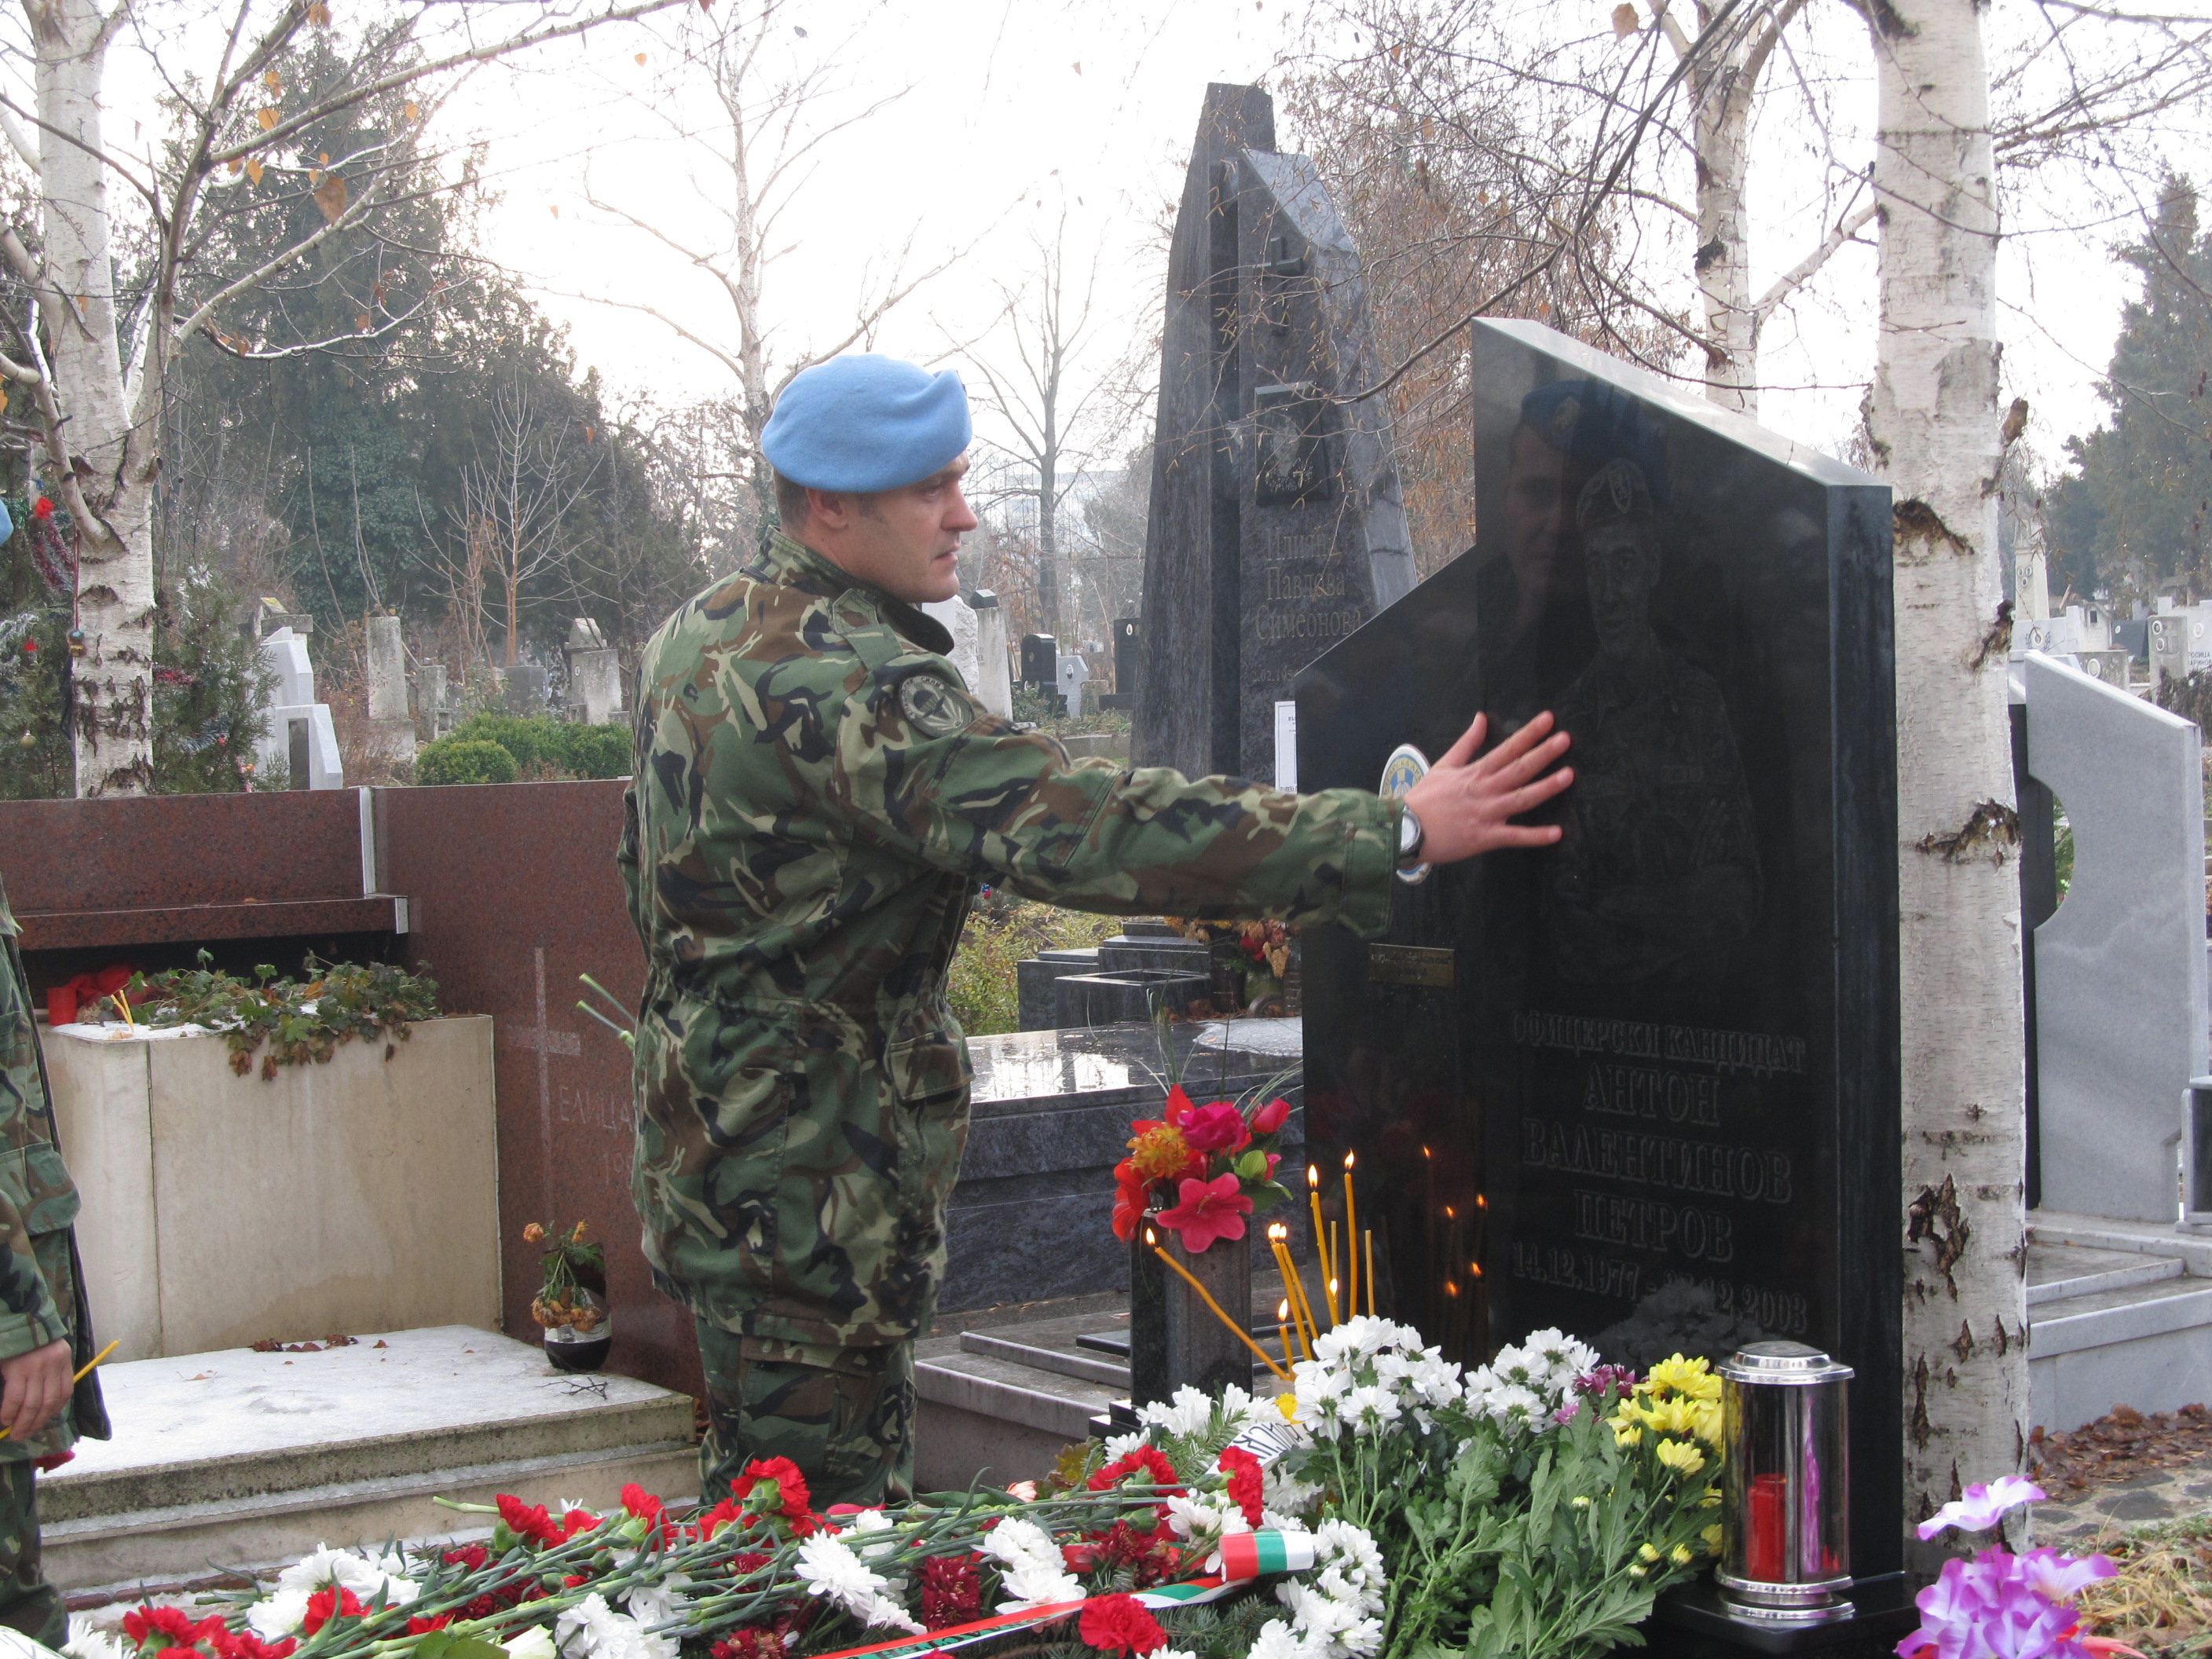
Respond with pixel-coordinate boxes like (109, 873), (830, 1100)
(40, 1326), (694, 1590)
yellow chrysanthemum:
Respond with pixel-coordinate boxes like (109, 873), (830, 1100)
(1700, 1484), (1723, 1508)
(1700, 1524), (1723, 1553)
(1654, 1437), (1706, 1476)
(1646, 1354), (1721, 1401)
(1639, 1396), (1702, 1438)
(1613, 1422), (1643, 1447)
(1670, 1544), (1694, 1566)
(1692, 1402), (1725, 1448)
(1128, 1125), (1196, 1181)
(1637, 1544), (1661, 1563)
(1276, 1391), (1300, 1422)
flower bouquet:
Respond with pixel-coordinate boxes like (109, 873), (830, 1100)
(1111, 1084), (1295, 1254)
(526, 1221), (610, 1373)
(1163, 918), (1295, 1015)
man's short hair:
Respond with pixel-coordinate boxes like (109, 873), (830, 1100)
(772, 469), (813, 529)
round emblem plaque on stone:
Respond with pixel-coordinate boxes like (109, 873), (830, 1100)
(1380, 742), (1431, 885)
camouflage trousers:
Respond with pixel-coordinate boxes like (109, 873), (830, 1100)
(694, 1323), (914, 1512)
(0, 1460), (61, 1650)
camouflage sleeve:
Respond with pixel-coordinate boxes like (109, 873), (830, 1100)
(830, 661), (1401, 937)
(0, 923), (68, 1364)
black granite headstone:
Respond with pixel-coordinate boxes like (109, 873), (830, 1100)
(1132, 84), (1415, 785)
(1297, 318), (1902, 1584)
(1020, 634), (1057, 690)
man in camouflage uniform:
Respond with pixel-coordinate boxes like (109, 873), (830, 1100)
(0, 871), (109, 1647)
(621, 354), (1574, 1507)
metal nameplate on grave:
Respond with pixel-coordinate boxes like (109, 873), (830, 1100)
(1368, 943), (1454, 987)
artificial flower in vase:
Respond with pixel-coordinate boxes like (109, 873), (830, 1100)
(526, 1219), (611, 1373)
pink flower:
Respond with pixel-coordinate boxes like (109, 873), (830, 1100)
(1181, 1102), (1250, 1154)
(1916, 1476), (2045, 1539)
(2018, 1548), (2115, 1603)
(1896, 1546), (2113, 1659)
(1155, 1172), (1254, 1252)
(1251, 1096), (1291, 1133)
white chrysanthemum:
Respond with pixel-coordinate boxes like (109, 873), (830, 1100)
(1263, 1463), (1323, 1518)
(245, 1594), (310, 1640)
(1101, 1430), (1149, 1459)
(620, 1573), (693, 1628)
(554, 1593), (678, 1659)
(1520, 1327), (1599, 1386)
(274, 1544), (423, 1607)
(1315, 1519), (1387, 1595)
(1137, 1384), (1214, 1437)
(504, 1628), (557, 1659)
(978, 1516), (1062, 1575)
(792, 1533), (920, 1632)
(1344, 1383), (1404, 1436)
(1247, 1619), (1324, 1659)
(64, 1617), (127, 1659)
(996, 1561), (1085, 1613)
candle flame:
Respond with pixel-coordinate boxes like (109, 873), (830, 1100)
(1307, 1164), (1320, 1188)
(1343, 1150), (1357, 1170)
(1268, 1221), (1287, 1241)
(1470, 1262), (1484, 1279)
(1445, 1279), (1459, 1298)
(1144, 1227), (1156, 1246)
(1422, 1144), (1431, 1159)
(1328, 1278), (1340, 1297)
(1278, 1298), (1291, 1319)
(1443, 1206), (1456, 1220)
(1476, 1193), (1488, 1210)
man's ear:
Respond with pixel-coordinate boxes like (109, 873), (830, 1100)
(804, 486), (851, 529)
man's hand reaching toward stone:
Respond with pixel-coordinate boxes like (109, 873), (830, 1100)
(1401, 710), (1574, 866)
(0, 1339), (71, 1441)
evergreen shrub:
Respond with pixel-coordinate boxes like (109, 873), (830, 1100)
(415, 738), (518, 786)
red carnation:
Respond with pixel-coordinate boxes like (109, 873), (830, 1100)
(1078, 1593), (1168, 1656)
(31, 497), (52, 521)
(1218, 1445), (1265, 1527)
(18, 637), (33, 654)
(691, 1496), (744, 1539)
(211, 1633), (296, 1659)
(1251, 1096), (1291, 1134)
(302, 1589), (364, 1636)
(496, 1492), (562, 1547)
(733, 1456), (814, 1532)
(1088, 1444), (1182, 1496)
(123, 1607), (215, 1652)
(562, 1506), (600, 1536)
(405, 1616), (452, 1635)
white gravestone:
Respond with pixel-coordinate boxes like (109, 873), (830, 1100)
(920, 596), (984, 694)
(971, 592), (1013, 720)
(1055, 654), (1089, 719)
(253, 628), (343, 789)
(364, 615), (415, 762)
(565, 617), (624, 726)
(2026, 651), (2208, 1221)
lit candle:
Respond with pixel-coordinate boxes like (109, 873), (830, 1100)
(1149, 1243), (1291, 1382)
(1747, 1472), (1788, 1583)
(1342, 1152), (1359, 1318)
(1277, 1299), (1295, 1372)
(1324, 1229), (1342, 1327)
(1306, 1165), (1333, 1295)
(1364, 1230), (1377, 1318)
(1267, 1223), (1316, 1356)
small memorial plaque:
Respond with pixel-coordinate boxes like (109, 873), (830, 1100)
(1368, 943), (1453, 987)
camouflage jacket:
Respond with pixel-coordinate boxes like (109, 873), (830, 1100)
(0, 874), (108, 1458)
(621, 531), (1400, 1349)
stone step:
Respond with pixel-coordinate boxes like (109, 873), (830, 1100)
(2028, 1273), (2212, 1361)
(2027, 1241), (2185, 1306)
(960, 1330), (1128, 1388)
(41, 1325), (696, 1590)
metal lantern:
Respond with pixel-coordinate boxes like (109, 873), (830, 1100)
(1717, 1341), (1854, 1624)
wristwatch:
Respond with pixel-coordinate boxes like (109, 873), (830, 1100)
(1396, 804), (1426, 869)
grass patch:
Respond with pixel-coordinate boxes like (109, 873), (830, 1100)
(2077, 1514), (2212, 1652)
(948, 894), (1120, 1036)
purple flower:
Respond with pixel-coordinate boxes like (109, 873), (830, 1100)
(1895, 1547), (2110, 1659)
(1553, 1401), (1582, 1426)
(1573, 1364), (1639, 1401)
(2018, 1549), (2115, 1603)
(1915, 1476), (2047, 1540)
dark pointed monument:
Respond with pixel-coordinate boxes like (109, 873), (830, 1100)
(1132, 84), (1415, 785)
(1298, 318), (1906, 1627)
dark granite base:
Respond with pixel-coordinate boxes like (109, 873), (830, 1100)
(1646, 1574), (1919, 1659)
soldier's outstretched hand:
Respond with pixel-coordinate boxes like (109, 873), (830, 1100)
(1402, 710), (1573, 866)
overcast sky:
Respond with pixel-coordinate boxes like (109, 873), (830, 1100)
(441, 0), (2149, 481)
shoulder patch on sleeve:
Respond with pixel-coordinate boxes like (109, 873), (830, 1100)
(898, 672), (971, 738)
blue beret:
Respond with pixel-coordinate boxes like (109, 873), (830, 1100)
(760, 354), (972, 493)
(1518, 378), (1671, 505)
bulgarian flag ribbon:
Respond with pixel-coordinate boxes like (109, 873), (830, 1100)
(1214, 1529), (1319, 1581)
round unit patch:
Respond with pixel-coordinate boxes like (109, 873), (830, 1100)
(1379, 742), (1432, 886)
(898, 672), (969, 738)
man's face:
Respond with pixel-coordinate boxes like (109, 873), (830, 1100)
(804, 456), (979, 604)
(1584, 519), (1660, 658)
(1503, 427), (1593, 602)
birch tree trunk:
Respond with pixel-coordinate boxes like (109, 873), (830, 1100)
(37, 0), (158, 797)
(1693, 13), (1757, 417)
(1861, 0), (2028, 1555)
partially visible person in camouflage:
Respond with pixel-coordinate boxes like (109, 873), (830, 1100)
(621, 354), (1575, 1508)
(0, 871), (110, 1648)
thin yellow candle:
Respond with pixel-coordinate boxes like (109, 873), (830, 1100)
(1273, 1228), (1317, 1357)
(1364, 1230), (1377, 1317)
(1342, 1152), (1360, 1319)
(1276, 1299), (1296, 1372)
(1328, 1276), (1342, 1327)
(1148, 1242), (1291, 1382)
(1306, 1165), (1333, 1291)
(0, 1339), (119, 1443)
(1323, 1225), (1342, 1327)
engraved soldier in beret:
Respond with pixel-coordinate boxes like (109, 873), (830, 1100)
(0, 872), (108, 1646)
(621, 353), (1578, 1507)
